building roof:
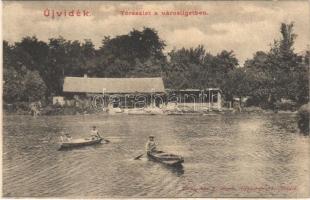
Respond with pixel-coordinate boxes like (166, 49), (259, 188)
(63, 76), (165, 94)
(166, 88), (221, 92)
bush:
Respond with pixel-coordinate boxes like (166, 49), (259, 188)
(297, 103), (309, 135)
(275, 101), (298, 111)
(3, 67), (47, 103)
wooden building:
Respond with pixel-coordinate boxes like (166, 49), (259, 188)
(166, 88), (222, 111)
(63, 76), (166, 108)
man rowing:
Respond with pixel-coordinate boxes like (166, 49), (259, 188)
(60, 133), (72, 142)
(145, 135), (158, 154)
(90, 126), (101, 140)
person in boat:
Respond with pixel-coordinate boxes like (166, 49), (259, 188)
(60, 133), (72, 142)
(90, 126), (101, 140)
(146, 135), (158, 154)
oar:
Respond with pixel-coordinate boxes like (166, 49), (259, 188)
(97, 133), (110, 143)
(134, 153), (144, 160)
(115, 145), (143, 160)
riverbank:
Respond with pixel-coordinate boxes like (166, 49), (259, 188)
(3, 103), (299, 116)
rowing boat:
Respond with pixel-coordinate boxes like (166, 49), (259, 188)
(147, 151), (184, 166)
(59, 137), (103, 150)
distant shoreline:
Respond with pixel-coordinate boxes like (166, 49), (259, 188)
(3, 105), (298, 117)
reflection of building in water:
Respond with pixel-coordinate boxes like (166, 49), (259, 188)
(166, 88), (222, 111)
(62, 75), (166, 108)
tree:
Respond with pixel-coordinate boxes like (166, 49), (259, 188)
(268, 22), (303, 101)
(295, 51), (309, 104)
(3, 66), (47, 103)
(16, 36), (49, 71)
(45, 37), (96, 94)
(223, 68), (249, 102)
(243, 22), (308, 107)
(95, 27), (166, 78)
(165, 46), (206, 89)
(3, 40), (47, 103)
(165, 46), (239, 93)
(23, 70), (47, 102)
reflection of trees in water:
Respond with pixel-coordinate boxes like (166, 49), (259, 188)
(169, 165), (184, 177)
(265, 114), (299, 134)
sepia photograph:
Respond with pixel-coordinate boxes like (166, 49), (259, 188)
(1, 0), (310, 198)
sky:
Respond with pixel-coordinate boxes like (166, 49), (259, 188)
(2, 1), (310, 65)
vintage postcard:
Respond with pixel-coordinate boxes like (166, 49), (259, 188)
(1, 0), (310, 198)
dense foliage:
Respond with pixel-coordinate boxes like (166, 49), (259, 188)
(3, 23), (309, 108)
(165, 46), (238, 91)
(242, 22), (309, 107)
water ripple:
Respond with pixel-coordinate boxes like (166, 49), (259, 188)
(2, 113), (310, 197)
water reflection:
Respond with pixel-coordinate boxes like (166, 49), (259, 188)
(153, 161), (185, 176)
(168, 165), (184, 176)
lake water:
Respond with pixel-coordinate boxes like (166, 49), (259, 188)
(2, 113), (310, 197)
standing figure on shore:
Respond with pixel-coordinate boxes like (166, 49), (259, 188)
(146, 135), (158, 154)
(30, 102), (41, 117)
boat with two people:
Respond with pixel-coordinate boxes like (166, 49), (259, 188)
(58, 126), (109, 150)
(59, 137), (104, 150)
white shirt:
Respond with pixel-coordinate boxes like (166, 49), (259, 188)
(146, 140), (157, 152)
(91, 129), (98, 136)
